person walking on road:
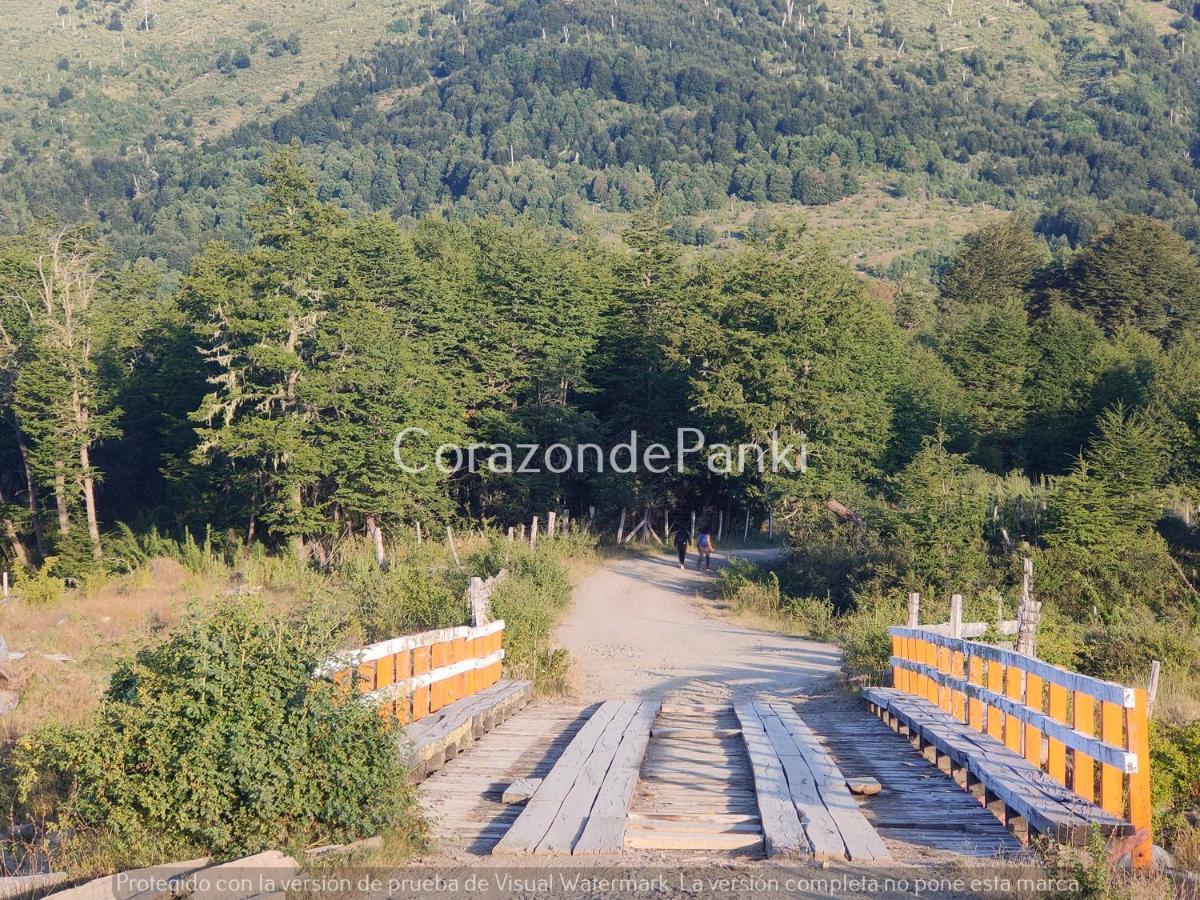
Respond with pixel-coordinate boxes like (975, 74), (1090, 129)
(697, 525), (714, 570)
(673, 523), (690, 569)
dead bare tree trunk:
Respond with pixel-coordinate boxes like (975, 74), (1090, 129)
(79, 441), (101, 560)
(0, 484), (30, 569)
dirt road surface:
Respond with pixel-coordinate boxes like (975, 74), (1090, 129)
(555, 548), (842, 703)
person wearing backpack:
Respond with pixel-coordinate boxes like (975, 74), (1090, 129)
(697, 525), (714, 570)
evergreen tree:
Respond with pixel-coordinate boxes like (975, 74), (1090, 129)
(939, 214), (1048, 308)
(1022, 303), (1105, 476)
(889, 433), (991, 597)
(1065, 216), (1200, 343)
(185, 151), (459, 558)
(672, 229), (899, 501)
(936, 297), (1034, 471)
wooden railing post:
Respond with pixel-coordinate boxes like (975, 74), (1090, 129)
(1047, 682), (1068, 783)
(1004, 664), (1024, 754)
(1127, 688), (1153, 870)
(1073, 692), (1096, 803)
(1100, 701), (1124, 818)
(950, 594), (965, 721)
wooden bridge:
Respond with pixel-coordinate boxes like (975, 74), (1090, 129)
(329, 617), (1153, 870)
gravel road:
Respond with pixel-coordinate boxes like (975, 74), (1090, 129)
(554, 548), (842, 703)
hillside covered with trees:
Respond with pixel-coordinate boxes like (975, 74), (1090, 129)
(4, 0), (1200, 879)
(6, 0), (1200, 267)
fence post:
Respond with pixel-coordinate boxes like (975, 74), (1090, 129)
(1127, 688), (1153, 869)
(547, 511), (556, 538)
(1017, 557), (1041, 657)
(950, 594), (965, 721)
(530, 516), (539, 548)
(368, 516), (387, 570)
(446, 526), (460, 565)
(1, 571), (7, 599)
(717, 509), (724, 541)
(691, 510), (696, 541)
(906, 592), (920, 627)
(616, 508), (626, 543)
(1147, 660), (1162, 716)
(415, 521), (423, 544)
(743, 509), (750, 542)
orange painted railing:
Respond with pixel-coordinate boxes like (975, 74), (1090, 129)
(321, 621), (504, 724)
(889, 626), (1152, 868)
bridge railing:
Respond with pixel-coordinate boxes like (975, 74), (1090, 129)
(889, 626), (1152, 865)
(318, 621), (505, 724)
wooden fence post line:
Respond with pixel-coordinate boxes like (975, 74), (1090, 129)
(1147, 660), (1162, 716)
(530, 516), (539, 548)
(506, 526), (515, 541)
(906, 592), (920, 627)
(415, 521), (423, 544)
(368, 516), (387, 570)
(446, 526), (460, 565)
(547, 511), (556, 538)
(616, 508), (626, 543)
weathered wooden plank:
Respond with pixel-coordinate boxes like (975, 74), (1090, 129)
(536, 702), (639, 853)
(767, 703), (891, 862)
(733, 701), (807, 858)
(399, 680), (532, 781)
(492, 701), (622, 855)
(624, 831), (762, 851)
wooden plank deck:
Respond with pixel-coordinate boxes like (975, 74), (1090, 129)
(760, 701), (892, 862)
(796, 697), (1027, 862)
(493, 700), (660, 855)
(417, 703), (593, 855)
(626, 702), (764, 853)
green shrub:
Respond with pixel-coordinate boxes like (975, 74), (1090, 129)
(13, 601), (416, 873)
(1149, 718), (1200, 831)
(472, 535), (579, 690)
(786, 595), (836, 640)
(837, 595), (903, 678)
(15, 558), (65, 605)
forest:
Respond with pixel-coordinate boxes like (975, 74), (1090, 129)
(4, 149), (1200, 867)
(7, 0), (1200, 269)
(3, 0), (1200, 881)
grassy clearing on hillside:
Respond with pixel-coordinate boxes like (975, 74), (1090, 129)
(0, 0), (416, 154)
(820, 0), (1067, 101)
(581, 181), (1002, 276)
